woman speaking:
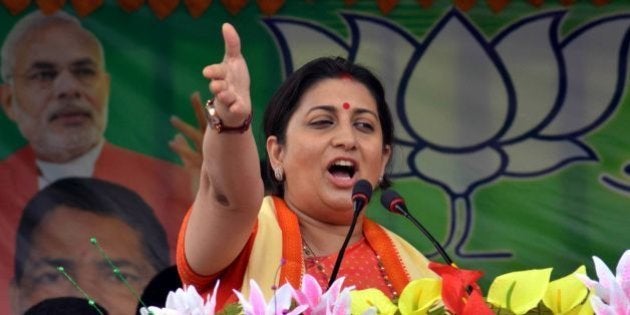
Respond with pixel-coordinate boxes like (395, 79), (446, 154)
(176, 23), (436, 310)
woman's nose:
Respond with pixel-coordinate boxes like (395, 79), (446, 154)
(331, 124), (357, 150)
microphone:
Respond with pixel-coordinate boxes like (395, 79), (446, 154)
(380, 189), (454, 266)
(327, 179), (373, 288)
(351, 179), (372, 214)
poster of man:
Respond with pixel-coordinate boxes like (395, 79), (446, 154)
(10, 177), (170, 315)
(0, 8), (195, 313)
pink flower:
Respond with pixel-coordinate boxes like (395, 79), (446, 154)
(234, 279), (308, 315)
(577, 250), (630, 315)
(292, 275), (353, 315)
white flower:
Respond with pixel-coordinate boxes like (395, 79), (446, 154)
(140, 282), (220, 315)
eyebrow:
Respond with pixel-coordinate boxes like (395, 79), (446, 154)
(97, 259), (150, 278)
(26, 58), (97, 71)
(71, 58), (98, 68)
(27, 258), (74, 270)
(27, 62), (56, 71)
(307, 105), (379, 119)
(26, 257), (144, 277)
(96, 259), (139, 270)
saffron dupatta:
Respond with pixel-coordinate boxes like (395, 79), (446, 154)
(244, 197), (437, 297)
(177, 196), (436, 309)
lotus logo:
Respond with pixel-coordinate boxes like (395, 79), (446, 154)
(264, 9), (630, 259)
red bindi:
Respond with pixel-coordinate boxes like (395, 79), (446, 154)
(342, 102), (350, 110)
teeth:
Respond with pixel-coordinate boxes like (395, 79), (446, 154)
(333, 160), (354, 167)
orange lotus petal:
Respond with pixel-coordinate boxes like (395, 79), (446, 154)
(591, 0), (609, 5)
(71, 0), (103, 17)
(220, 0), (246, 15)
(417, 0), (434, 9)
(2, 0), (32, 15)
(36, 0), (65, 15)
(376, 0), (398, 15)
(256, 0), (283, 15)
(454, 0), (476, 12)
(527, 0), (544, 7)
(184, 0), (211, 18)
(117, 0), (144, 12)
(560, 0), (575, 6)
(147, 0), (179, 19)
(487, 0), (509, 13)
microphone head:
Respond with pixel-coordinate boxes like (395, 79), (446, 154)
(380, 189), (406, 215)
(352, 179), (373, 204)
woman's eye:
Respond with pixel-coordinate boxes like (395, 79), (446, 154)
(355, 122), (375, 132)
(310, 120), (333, 128)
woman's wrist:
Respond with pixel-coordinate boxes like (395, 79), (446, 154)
(203, 98), (252, 133)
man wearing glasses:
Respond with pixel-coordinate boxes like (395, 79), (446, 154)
(0, 10), (193, 314)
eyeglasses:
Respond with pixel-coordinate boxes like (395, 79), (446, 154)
(9, 63), (103, 90)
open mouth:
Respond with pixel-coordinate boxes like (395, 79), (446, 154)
(328, 159), (357, 179)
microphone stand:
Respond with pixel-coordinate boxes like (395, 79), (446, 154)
(327, 208), (361, 289)
(396, 207), (454, 266)
(381, 189), (472, 294)
(327, 180), (372, 288)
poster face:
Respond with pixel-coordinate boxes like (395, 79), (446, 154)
(1, 1), (629, 314)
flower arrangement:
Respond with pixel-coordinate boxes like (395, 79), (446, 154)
(141, 250), (629, 315)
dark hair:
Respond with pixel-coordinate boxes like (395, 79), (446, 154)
(24, 297), (108, 315)
(263, 56), (394, 196)
(13, 177), (170, 284)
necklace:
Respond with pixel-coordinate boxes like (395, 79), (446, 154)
(301, 238), (398, 299)
(302, 240), (328, 282)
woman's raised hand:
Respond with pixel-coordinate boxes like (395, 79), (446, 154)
(183, 23), (263, 279)
(202, 23), (251, 127)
